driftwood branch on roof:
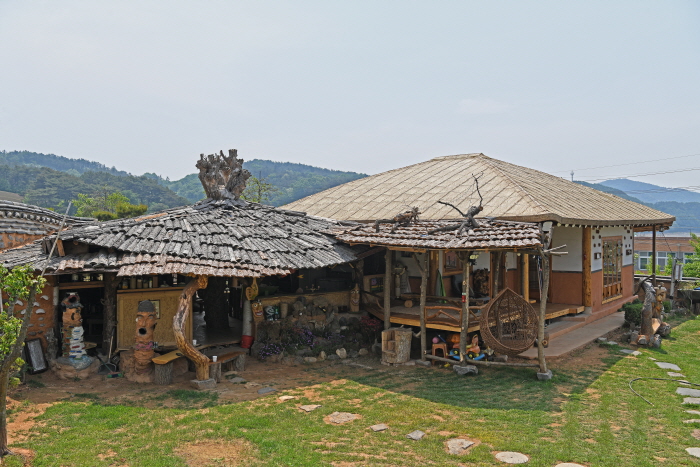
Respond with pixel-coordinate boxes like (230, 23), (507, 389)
(196, 149), (251, 200)
(429, 174), (484, 235)
(374, 207), (420, 233)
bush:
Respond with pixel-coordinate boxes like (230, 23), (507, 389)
(620, 300), (643, 326)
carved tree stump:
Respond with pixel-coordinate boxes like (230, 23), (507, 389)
(154, 362), (174, 385)
(210, 362), (222, 383)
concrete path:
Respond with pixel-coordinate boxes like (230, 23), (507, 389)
(520, 312), (625, 359)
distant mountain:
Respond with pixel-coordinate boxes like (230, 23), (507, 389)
(574, 181), (645, 204)
(0, 150), (130, 177)
(601, 179), (700, 204)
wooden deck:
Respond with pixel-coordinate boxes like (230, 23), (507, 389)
(367, 301), (584, 333)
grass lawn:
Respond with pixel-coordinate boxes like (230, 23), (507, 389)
(7, 315), (700, 466)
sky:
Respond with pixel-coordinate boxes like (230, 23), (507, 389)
(1, 1), (699, 187)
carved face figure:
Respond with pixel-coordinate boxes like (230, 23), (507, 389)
(135, 301), (158, 344)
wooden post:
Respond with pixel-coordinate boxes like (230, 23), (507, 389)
(523, 254), (529, 303)
(582, 227), (592, 309)
(384, 249), (392, 330)
(537, 226), (553, 375)
(459, 251), (471, 362)
(493, 251), (503, 296)
(101, 272), (120, 353)
(419, 251), (429, 361)
(174, 275), (210, 381)
(652, 227), (657, 287)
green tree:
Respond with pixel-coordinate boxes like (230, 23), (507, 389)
(72, 189), (147, 219)
(683, 233), (700, 278)
(241, 174), (279, 204)
(0, 265), (46, 456)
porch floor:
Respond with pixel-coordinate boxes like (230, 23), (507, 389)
(367, 301), (584, 333)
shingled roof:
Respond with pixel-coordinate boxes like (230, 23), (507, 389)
(334, 218), (542, 251)
(1, 198), (358, 277)
(282, 153), (675, 228)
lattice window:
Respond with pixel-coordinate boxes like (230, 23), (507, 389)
(603, 237), (623, 300)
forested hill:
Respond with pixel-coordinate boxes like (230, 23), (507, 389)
(150, 159), (367, 205)
(0, 150), (366, 211)
(0, 150), (130, 177)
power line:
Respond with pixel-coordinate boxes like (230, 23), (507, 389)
(578, 166), (700, 183)
(551, 153), (700, 174)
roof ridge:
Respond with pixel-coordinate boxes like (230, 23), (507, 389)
(482, 158), (548, 215)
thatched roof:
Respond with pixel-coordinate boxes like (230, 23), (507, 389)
(0, 198), (358, 277)
(282, 153), (675, 228)
(334, 218), (542, 251)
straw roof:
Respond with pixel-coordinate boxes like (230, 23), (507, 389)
(283, 153), (675, 228)
(0, 198), (358, 277)
(334, 218), (542, 251)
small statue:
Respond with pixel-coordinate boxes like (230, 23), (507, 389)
(350, 284), (360, 313)
(133, 300), (158, 375)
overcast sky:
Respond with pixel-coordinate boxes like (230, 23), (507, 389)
(1, 1), (699, 187)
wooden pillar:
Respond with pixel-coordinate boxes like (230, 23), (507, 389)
(384, 249), (392, 330)
(492, 251), (503, 296)
(174, 275), (210, 381)
(522, 254), (529, 302)
(652, 227), (657, 287)
(537, 226), (553, 374)
(582, 227), (592, 308)
(419, 251), (429, 361)
(101, 272), (120, 353)
(459, 251), (471, 362)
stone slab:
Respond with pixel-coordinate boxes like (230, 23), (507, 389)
(190, 378), (216, 390)
(446, 438), (474, 455)
(655, 362), (681, 371)
(537, 370), (553, 381)
(669, 372), (686, 378)
(495, 451), (529, 464)
(299, 404), (322, 412)
(257, 387), (276, 395)
(620, 349), (641, 356)
(683, 398), (700, 405)
(687, 410), (700, 415)
(684, 419), (700, 424)
(328, 412), (358, 424)
(687, 447), (700, 458)
(228, 377), (246, 384)
(406, 430), (426, 441)
(454, 365), (478, 376)
(370, 423), (389, 432)
(677, 388), (700, 397)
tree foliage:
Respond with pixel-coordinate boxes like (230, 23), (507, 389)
(241, 174), (279, 204)
(72, 190), (147, 220)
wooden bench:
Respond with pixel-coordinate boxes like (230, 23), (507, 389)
(207, 350), (246, 383)
(152, 350), (185, 385)
(152, 348), (247, 385)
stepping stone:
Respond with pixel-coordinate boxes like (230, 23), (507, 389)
(655, 362), (681, 371)
(446, 438), (474, 455)
(454, 365), (478, 376)
(257, 387), (276, 395)
(228, 377), (246, 384)
(299, 404), (322, 412)
(406, 430), (426, 441)
(684, 420), (700, 424)
(683, 398), (700, 405)
(648, 357), (657, 361)
(677, 388), (700, 397)
(686, 410), (700, 415)
(687, 447), (700, 458)
(596, 337), (607, 343)
(278, 395), (296, 401)
(370, 423), (389, 432)
(669, 372), (686, 378)
(620, 349), (641, 356)
(495, 451), (529, 464)
(328, 412), (357, 424)
(555, 464), (586, 467)
(600, 341), (618, 346)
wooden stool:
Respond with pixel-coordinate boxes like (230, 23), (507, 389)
(431, 343), (448, 364)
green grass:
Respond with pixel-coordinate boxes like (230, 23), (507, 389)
(10, 315), (700, 466)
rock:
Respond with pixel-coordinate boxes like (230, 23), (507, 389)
(338, 317), (348, 326)
(648, 357), (657, 361)
(684, 398), (700, 405)
(336, 348), (348, 359)
(446, 438), (474, 455)
(258, 387), (276, 395)
(228, 377), (246, 384)
(294, 356), (305, 365)
(299, 404), (322, 412)
(554, 464), (586, 467)
(371, 342), (382, 355)
(678, 388), (700, 397)
(537, 370), (553, 381)
(494, 451), (529, 464)
(687, 410), (700, 415)
(637, 335), (648, 346)
(304, 357), (318, 364)
(406, 430), (426, 441)
(602, 341), (618, 346)
(651, 334), (661, 348)
(370, 423), (389, 432)
(669, 372), (685, 377)
(620, 349), (641, 356)
(596, 337), (607, 343)
(326, 354), (340, 361)
(278, 395), (296, 401)
(630, 331), (639, 343)
(318, 351), (327, 361)
(684, 420), (700, 424)
(348, 350), (359, 358)
(358, 348), (369, 356)
(454, 365), (478, 376)
(403, 360), (416, 366)
(190, 378), (216, 390)
(655, 362), (681, 371)
(686, 447), (700, 458)
(234, 354), (246, 372)
(415, 359), (431, 367)
(328, 412), (358, 424)
(491, 354), (508, 363)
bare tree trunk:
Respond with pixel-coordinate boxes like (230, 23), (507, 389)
(640, 281), (655, 338)
(537, 253), (550, 374)
(174, 276), (210, 381)
(101, 272), (120, 353)
(419, 252), (429, 361)
(0, 369), (9, 457)
(384, 249), (392, 329)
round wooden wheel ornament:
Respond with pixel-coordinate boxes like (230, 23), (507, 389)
(479, 288), (539, 356)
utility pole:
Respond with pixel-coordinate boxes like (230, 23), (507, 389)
(570, 170), (574, 182)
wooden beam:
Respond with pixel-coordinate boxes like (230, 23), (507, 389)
(537, 226), (553, 374)
(384, 249), (392, 330)
(425, 353), (540, 368)
(523, 254), (529, 303)
(652, 227), (657, 287)
(459, 251), (471, 362)
(582, 226), (592, 308)
(419, 251), (429, 361)
(56, 239), (65, 257)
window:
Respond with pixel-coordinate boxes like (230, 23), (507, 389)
(603, 237), (623, 300)
(637, 251), (651, 271)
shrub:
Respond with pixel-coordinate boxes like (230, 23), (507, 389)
(620, 299), (643, 327)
